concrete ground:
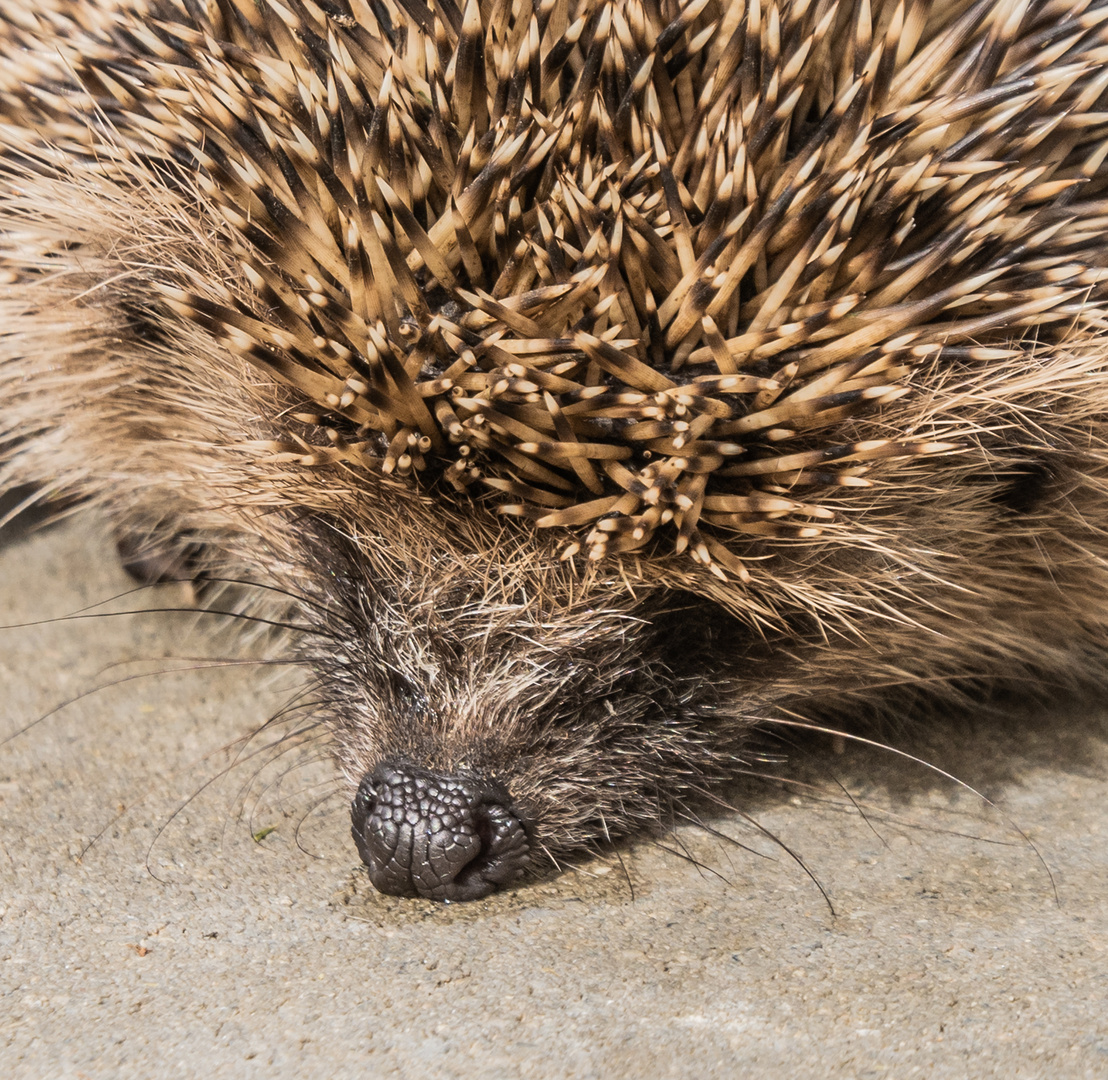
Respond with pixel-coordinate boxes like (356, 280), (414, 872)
(0, 513), (1106, 1079)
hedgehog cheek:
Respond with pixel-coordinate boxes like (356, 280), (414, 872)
(349, 761), (531, 901)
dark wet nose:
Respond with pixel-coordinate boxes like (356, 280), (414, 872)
(350, 762), (530, 901)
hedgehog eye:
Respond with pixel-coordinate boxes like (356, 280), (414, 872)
(385, 668), (428, 711)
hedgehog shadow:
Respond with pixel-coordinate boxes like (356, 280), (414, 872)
(694, 693), (1108, 859)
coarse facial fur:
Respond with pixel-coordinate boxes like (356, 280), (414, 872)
(3, 0), (1108, 898)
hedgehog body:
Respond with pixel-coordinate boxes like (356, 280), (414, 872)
(4, 0), (1108, 899)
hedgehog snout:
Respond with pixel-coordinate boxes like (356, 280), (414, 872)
(350, 762), (531, 901)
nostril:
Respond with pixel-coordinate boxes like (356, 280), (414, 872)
(474, 803), (498, 852)
(451, 801), (531, 895)
(349, 762), (530, 901)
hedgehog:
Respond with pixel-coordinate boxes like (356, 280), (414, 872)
(2, 0), (1108, 902)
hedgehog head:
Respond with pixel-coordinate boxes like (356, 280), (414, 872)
(5, 0), (1108, 897)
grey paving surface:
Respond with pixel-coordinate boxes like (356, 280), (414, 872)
(0, 515), (1106, 1079)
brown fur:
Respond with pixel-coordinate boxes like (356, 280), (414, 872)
(3, 0), (1108, 882)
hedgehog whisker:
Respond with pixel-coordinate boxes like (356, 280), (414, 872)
(0, 607), (323, 637)
(191, 576), (356, 627)
(610, 844), (635, 903)
(828, 774), (891, 852)
(292, 785), (348, 860)
(672, 806), (777, 862)
(590, 809), (635, 899)
(225, 713), (334, 807)
(233, 747), (339, 825)
(766, 712), (1059, 902)
(140, 711), (335, 883)
(74, 687), (318, 867)
(222, 700), (334, 787)
(651, 838), (733, 886)
(0, 657), (298, 748)
(727, 767), (1029, 848)
(675, 777), (838, 910)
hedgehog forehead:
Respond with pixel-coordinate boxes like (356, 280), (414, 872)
(304, 479), (647, 637)
(57, 0), (1108, 580)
